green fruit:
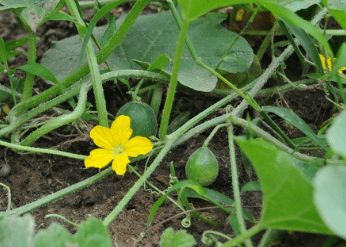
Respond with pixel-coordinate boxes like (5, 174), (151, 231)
(185, 147), (219, 186)
(116, 101), (157, 137)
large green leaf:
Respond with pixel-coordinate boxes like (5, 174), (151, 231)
(236, 138), (331, 234)
(314, 165), (346, 239)
(0, 215), (113, 247)
(0, 215), (35, 247)
(160, 227), (196, 247)
(74, 217), (113, 247)
(35, 224), (75, 247)
(41, 11), (254, 92)
(0, 0), (60, 31)
(326, 111), (346, 158)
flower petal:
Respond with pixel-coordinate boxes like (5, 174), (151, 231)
(125, 136), (153, 157)
(90, 126), (116, 149)
(111, 115), (133, 146)
(112, 153), (130, 175)
(84, 148), (114, 169)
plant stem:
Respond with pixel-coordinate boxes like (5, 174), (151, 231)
(20, 83), (89, 146)
(0, 70), (166, 138)
(21, 32), (36, 101)
(159, 20), (189, 139)
(8, 0), (149, 127)
(227, 124), (254, 247)
(103, 139), (175, 226)
(0, 167), (112, 218)
(222, 224), (263, 247)
(203, 124), (228, 147)
(0, 139), (86, 160)
(66, 0), (108, 127)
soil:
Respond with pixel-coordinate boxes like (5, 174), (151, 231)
(0, 5), (339, 247)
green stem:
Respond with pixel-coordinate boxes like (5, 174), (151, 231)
(227, 124), (254, 247)
(66, 0), (108, 126)
(0, 167), (112, 218)
(229, 115), (314, 161)
(22, 32), (36, 101)
(159, 20), (189, 139)
(20, 83), (89, 146)
(203, 124), (228, 147)
(8, 0), (149, 126)
(0, 139), (86, 160)
(242, 29), (346, 36)
(103, 140), (175, 226)
(222, 224), (263, 247)
(0, 70), (166, 138)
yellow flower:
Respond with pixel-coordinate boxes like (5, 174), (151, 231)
(319, 54), (333, 72)
(84, 115), (153, 175)
(319, 54), (346, 75)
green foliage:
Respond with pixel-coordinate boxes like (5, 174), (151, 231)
(0, 215), (35, 247)
(326, 111), (346, 158)
(0, 215), (113, 247)
(0, 0), (60, 31)
(325, 0), (346, 30)
(41, 11), (254, 92)
(160, 227), (196, 247)
(236, 138), (331, 234)
(262, 106), (328, 149)
(314, 165), (346, 239)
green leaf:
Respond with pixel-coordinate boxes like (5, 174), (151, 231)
(326, 0), (346, 30)
(160, 227), (196, 247)
(276, 0), (320, 12)
(74, 217), (113, 247)
(177, 0), (253, 21)
(80, 0), (125, 59)
(314, 165), (346, 239)
(262, 106), (328, 149)
(260, 1), (332, 56)
(177, 0), (320, 21)
(0, 0), (60, 32)
(41, 11), (254, 92)
(19, 63), (59, 84)
(35, 223), (75, 247)
(147, 180), (233, 226)
(0, 215), (35, 247)
(240, 181), (261, 194)
(236, 138), (331, 234)
(326, 111), (346, 157)
(282, 21), (323, 73)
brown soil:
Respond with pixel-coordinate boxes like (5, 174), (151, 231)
(0, 6), (339, 247)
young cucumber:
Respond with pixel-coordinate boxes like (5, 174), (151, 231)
(185, 147), (219, 186)
(116, 101), (158, 137)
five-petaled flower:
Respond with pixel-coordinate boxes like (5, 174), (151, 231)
(84, 115), (153, 175)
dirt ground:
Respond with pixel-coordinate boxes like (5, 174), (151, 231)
(0, 7), (338, 247)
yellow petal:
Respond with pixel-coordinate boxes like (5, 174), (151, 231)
(90, 126), (116, 149)
(338, 67), (346, 76)
(319, 54), (327, 70)
(111, 115), (133, 146)
(112, 153), (130, 175)
(84, 148), (114, 169)
(125, 136), (153, 157)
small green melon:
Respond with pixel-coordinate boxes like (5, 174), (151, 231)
(116, 101), (157, 137)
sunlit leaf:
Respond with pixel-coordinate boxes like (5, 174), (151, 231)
(314, 165), (346, 239)
(237, 138), (331, 234)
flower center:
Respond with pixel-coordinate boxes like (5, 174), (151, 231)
(113, 145), (125, 155)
